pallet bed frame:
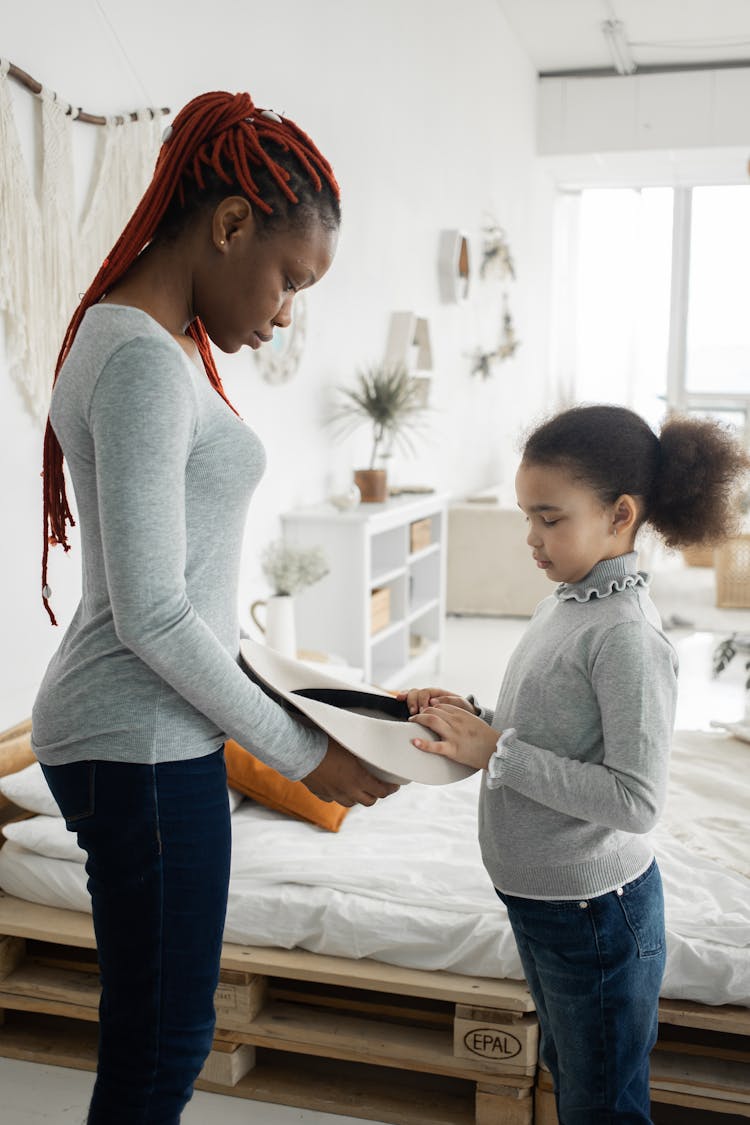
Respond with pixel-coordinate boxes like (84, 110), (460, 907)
(1, 720), (749, 1123)
(0, 894), (537, 1125)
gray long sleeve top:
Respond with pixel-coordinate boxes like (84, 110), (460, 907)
(477, 554), (678, 900)
(32, 305), (327, 778)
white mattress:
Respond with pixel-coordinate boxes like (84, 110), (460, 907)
(1, 731), (749, 1007)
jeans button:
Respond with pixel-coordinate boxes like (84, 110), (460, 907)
(616, 887), (624, 896)
(578, 900), (588, 909)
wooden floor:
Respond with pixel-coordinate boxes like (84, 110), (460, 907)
(0, 1056), (377, 1125)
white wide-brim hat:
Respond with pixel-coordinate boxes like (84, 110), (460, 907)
(239, 638), (476, 787)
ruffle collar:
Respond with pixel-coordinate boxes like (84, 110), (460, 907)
(555, 552), (648, 603)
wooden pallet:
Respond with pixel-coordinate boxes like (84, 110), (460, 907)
(534, 999), (750, 1123)
(0, 719), (34, 833)
(0, 894), (537, 1125)
(3, 724), (749, 1122)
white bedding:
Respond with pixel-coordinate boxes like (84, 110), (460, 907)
(1, 732), (748, 1007)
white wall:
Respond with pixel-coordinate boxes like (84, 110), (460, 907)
(0, 0), (554, 729)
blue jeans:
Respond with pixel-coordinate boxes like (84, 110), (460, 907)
(41, 749), (231, 1125)
(497, 860), (666, 1125)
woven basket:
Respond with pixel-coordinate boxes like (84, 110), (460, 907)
(715, 535), (750, 608)
(682, 544), (715, 568)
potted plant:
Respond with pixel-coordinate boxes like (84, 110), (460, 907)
(331, 363), (426, 502)
(713, 632), (750, 722)
(250, 540), (328, 657)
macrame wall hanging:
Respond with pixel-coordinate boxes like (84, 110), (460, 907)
(468, 221), (521, 379)
(0, 60), (166, 424)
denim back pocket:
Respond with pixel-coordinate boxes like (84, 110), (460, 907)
(40, 761), (96, 830)
(616, 860), (665, 959)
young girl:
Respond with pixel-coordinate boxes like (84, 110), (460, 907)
(403, 404), (749, 1125)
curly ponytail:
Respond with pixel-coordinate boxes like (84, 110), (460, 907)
(522, 404), (749, 550)
(648, 415), (749, 548)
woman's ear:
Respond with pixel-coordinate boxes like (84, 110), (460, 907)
(211, 196), (255, 251)
(612, 494), (639, 537)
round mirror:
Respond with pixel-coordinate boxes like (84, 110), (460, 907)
(255, 295), (307, 384)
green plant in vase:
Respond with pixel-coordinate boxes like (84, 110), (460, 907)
(712, 632), (750, 724)
(332, 364), (426, 502)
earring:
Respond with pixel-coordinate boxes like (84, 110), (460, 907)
(613, 528), (618, 537)
(219, 239), (225, 246)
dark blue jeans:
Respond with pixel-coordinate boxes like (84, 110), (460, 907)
(497, 860), (666, 1125)
(41, 749), (231, 1125)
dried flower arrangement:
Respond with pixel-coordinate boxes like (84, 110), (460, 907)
(479, 223), (516, 281)
(469, 295), (520, 378)
(261, 540), (329, 597)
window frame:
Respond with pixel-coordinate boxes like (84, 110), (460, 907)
(667, 185), (750, 446)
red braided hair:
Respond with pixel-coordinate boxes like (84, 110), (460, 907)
(42, 90), (340, 624)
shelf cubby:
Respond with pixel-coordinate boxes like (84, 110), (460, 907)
(283, 494), (448, 687)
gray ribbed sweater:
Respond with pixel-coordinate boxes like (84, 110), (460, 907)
(32, 305), (327, 778)
(477, 554), (678, 900)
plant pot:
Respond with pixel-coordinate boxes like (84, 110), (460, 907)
(354, 469), (387, 503)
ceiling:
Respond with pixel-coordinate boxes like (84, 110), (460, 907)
(495, 0), (750, 75)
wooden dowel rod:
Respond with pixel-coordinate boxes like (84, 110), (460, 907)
(3, 60), (169, 126)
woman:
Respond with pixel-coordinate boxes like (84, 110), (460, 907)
(33, 90), (396, 1124)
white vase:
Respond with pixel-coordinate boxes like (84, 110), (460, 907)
(250, 594), (297, 658)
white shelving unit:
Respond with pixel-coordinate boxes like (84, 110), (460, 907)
(384, 310), (433, 407)
(282, 493), (449, 689)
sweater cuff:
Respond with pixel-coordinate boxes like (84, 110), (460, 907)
(286, 726), (328, 781)
(467, 694), (494, 725)
(466, 694), (481, 716)
(486, 727), (517, 789)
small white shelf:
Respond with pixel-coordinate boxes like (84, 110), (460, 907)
(384, 311), (433, 373)
(370, 565), (407, 589)
(379, 643), (442, 692)
(283, 494), (448, 685)
(408, 596), (441, 624)
(370, 620), (406, 646)
(407, 542), (441, 565)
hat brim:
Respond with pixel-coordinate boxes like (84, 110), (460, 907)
(239, 638), (476, 787)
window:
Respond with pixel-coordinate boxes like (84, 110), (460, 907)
(555, 183), (750, 447)
(574, 188), (673, 429)
(686, 187), (750, 397)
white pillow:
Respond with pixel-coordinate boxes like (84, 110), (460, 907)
(0, 760), (243, 818)
(3, 814), (86, 863)
(228, 787), (244, 813)
(0, 762), (61, 816)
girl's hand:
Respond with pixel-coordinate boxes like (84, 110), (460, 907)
(397, 687), (477, 717)
(409, 703), (499, 772)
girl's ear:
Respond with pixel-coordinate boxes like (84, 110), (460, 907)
(612, 494), (639, 537)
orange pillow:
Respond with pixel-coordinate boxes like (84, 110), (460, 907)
(224, 739), (349, 832)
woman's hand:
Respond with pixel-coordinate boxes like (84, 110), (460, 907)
(397, 687), (477, 717)
(302, 738), (399, 807)
(409, 703), (499, 772)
